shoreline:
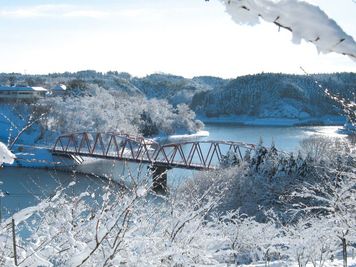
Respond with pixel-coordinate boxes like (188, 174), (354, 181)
(198, 115), (346, 127)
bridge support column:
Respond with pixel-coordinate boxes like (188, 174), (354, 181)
(150, 165), (168, 193)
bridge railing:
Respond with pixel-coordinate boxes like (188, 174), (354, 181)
(52, 132), (255, 170)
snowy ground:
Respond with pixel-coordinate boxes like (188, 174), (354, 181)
(195, 258), (356, 267)
(237, 257), (356, 267)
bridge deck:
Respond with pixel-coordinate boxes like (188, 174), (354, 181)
(52, 151), (212, 170)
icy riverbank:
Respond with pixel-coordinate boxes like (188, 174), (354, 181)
(198, 115), (346, 127)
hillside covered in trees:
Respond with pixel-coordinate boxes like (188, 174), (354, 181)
(0, 71), (354, 123)
(191, 73), (355, 120)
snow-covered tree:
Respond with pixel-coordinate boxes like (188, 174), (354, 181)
(281, 217), (338, 267)
(38, 85), (203, 140)
(0, 171), (229, 266)
(299, 135), (354, 162)
(288, 159), (356, 267)
(218, 0), (356, 59)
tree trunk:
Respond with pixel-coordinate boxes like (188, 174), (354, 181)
(341, 237), (347, 267)
(150, 165), (168, 193)
(12, 218), (18, 266)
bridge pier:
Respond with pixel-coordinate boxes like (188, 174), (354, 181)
(150, 165), (169, 193)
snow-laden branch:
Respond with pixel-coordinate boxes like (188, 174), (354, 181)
(0, 141), (15, 165)
(219, 0), (356, 60)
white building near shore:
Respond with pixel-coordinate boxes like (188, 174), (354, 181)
(0, 85), (48, 101)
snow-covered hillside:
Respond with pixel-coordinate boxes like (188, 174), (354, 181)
(191, 73), (355, 123)
(0, 71), (354, 125)
(131, 73), (212, 105)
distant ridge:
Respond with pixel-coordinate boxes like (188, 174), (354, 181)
(0, 71), (354, 122)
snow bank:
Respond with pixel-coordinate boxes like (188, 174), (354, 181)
(8, 144), (64, 168)
(155, 130), (210, 143)
(220, 0), (356, 59)
(4, 200), (51, 225)
(167, 130), (209, 141)
(0, 142), (15, 165)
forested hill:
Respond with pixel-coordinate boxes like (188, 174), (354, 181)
(0, 71), (354, 120)
(191, 72), (356, 119)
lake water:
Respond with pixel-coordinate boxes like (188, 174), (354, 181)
(203, 124), (347, 152)
(0, 124), (349, 220)
(0, 168), (117, 221)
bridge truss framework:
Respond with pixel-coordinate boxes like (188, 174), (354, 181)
(52, 132), (255, 171)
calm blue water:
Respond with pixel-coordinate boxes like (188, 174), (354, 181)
(203, 124), (347, 152)
(0, 168), (114, 221)
(0, 124), (348, 220)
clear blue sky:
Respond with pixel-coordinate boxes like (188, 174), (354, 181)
(0, 0), (355, 78)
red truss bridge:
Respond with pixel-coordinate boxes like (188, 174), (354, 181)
(52, 132), (255, 171)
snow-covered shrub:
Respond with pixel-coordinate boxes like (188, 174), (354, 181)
(0, 142), (15, 165)
(281, 217), (338, 267)
(300, 135), (355, 163)
(0, 172), (229, 266)
(288, 161), (356, 267)
(188, 140), (354, 265)
(186, 137), (354, 222)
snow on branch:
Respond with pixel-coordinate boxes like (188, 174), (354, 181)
(219, 0), (356, 60)
(0, 141), (15, 165)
